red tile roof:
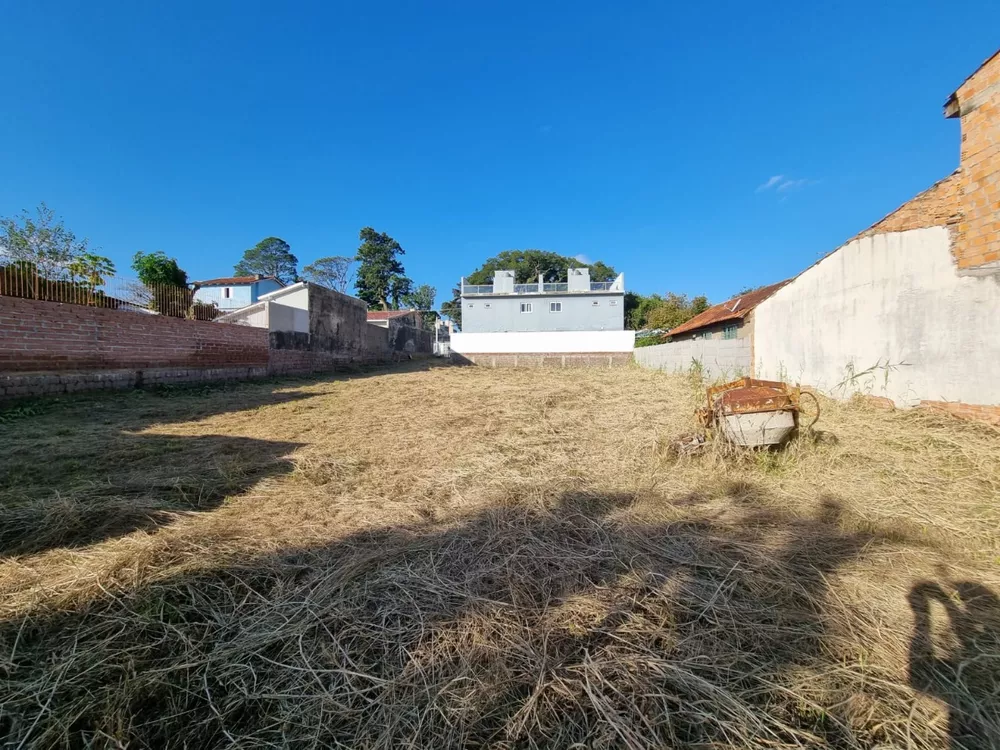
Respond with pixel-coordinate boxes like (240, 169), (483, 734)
(366, 310), (415, 321)
(193, 276), (285, 287)
(667, 280), (791, 337)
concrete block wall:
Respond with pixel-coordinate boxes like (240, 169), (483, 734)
(453, 352), (632, 368)
(633, 337), (751, 380)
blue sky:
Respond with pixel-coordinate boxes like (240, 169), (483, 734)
(2, 1), (997, 307)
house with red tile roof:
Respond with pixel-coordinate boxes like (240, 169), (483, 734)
(666, 280), (790, 342)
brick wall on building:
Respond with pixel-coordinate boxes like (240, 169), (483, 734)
(850, 172), (962, 242)
(951, 51), (1000, 272)
(1, 296), (269, 372)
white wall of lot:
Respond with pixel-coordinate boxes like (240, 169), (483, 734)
(263, 285), (310, 333)
(216, 284), (311, 333)
(634, 337), (751, 380)
(451, 330), (635, 353)
(753, 227), (1000, 407)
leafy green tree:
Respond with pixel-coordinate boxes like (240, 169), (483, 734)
(0, 203), (90, 279)
(444, 250), (617, 328)
(403, 283), (436, 311)
(132, 250), (188, 287)
(626, 292), (710, 331)
(625, 293), (662, 329)
(130, 250), (193, 317)
(404, 283), (438, 329)
(67, 252), (116, 289)
(302, 255), (354, 293)
(234, 237), (298, 283)
(354, 227), (411, 310)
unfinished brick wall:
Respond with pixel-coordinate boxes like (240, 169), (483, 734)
(850, 172), (961, 242)
(845, 50), (999, 270)
(0, 296), (269, 372)
(949, 51), (1000, 272)
(920, 400), (1000, 427)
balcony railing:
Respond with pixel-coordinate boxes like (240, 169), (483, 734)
(461, 279), (620, 295)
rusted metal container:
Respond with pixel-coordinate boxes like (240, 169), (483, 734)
(697, 378), (819, 447)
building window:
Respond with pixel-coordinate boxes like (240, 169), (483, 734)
(467, 303), (474, 308)
(722, 324), (738, 340)
(223, 287), (231, 299)
(484, 303), (491, 309)
(520, 302), (533, 313)
(549, 302), (562, 313)
(609, 300), (618, 306)
(591, 300), (599, 306)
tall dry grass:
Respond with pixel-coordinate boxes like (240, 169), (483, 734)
(1, 361), (998, 748)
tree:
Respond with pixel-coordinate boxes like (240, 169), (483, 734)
(302, 255), (354, 293)
(444, 249), (617, 328)
(67, 252), (116, 289)
(354, 227), (411, 310)
(403, 283), (436, 311)
(130, 250), (194, 317)
(234, 237), (298, 284)
(404, 283), (437, 330)
(626, 292), (711, 331)
(0, 203), (90, 279)
(132, 250), (188, 287)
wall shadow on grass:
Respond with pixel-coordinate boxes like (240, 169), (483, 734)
(0, 360), (459, 557)
(0, 433), (304, 557)
(2, 484), (997, 747)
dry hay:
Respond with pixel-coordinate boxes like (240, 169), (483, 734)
(1, 361), (998, 748)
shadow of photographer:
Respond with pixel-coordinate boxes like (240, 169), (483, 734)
(909, 579), (1000, 749)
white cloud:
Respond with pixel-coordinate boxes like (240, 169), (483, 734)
(573, 253), (593, 265)
(757, 175), (815, 195)
(756, 175), (784, 192)
(776, 178), (810, 192)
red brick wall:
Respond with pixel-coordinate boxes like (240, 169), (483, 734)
(849, 172), (961, 243)
(952, 51), (1000, 271)
(0, 297), (269, 372)
(920, 400), (1000, 427)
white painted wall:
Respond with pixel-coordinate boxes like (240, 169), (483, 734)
(451, 330), (635, 354)
(262, 283), (309, 333)
(215, 283), (311, 333)
(753, 227), (1000, 407)
(217, 302), (268, 328)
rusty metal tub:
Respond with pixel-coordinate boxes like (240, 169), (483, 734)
(697, 378), (819, 448)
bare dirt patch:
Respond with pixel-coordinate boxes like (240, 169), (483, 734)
(1, 361), (998, 748)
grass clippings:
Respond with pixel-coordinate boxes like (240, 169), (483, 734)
(1, 361), (998, 749)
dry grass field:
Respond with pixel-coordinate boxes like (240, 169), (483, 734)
(1, 361), (999, 749)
